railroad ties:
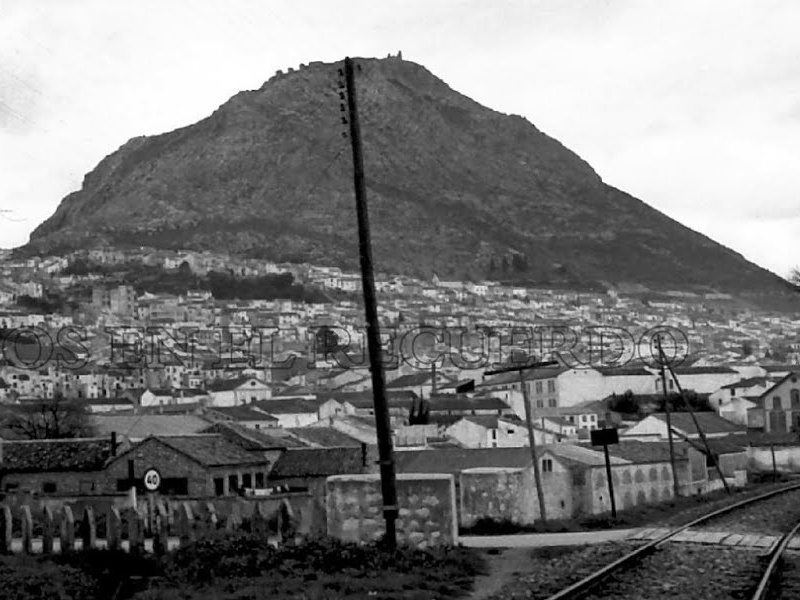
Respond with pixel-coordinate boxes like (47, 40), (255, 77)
(544, 481), (800, 600)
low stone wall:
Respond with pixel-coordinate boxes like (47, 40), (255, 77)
(460, 468), (537, 528)
(326, 473), (457, 548)
(749, 446), (800, 474)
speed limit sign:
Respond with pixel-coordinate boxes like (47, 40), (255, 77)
(143, 468), (161, 492)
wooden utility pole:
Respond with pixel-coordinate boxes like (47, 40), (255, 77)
(657, 337), (681, 498)
(661, 351), (731, 494)
(343, 57), (398, 547)
(486, 360), (558, 523)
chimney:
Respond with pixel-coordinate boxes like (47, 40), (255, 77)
(110, 431), (118, 456)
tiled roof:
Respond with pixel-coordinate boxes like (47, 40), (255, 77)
(268, 446), (366, 479)
(0, 438), (114, 473)
(387, 372), (452, 389)
(207, 377), (269, 392)
(208, 406), (279, 422)
(199, 421), (306, 450)
(91, 414), (210, 439)
(762, 364), (800, 373)
(252, 398), (329, 415)
(672, 366), (738, 375)
(283, 427), (362, 447)
(547, 444), (629, 467)
(596, 367), (653, 377)
(606, 440), (692, 463)
(323, 390), (417, 409)
(427, 395), (511, 412)
(720, 377), (772, 390)
(395, 447), (534, 474)
(651, 412), (746, 435)
(145, 434), (267, 467)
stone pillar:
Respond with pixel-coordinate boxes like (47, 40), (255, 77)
(177, 502), (195, 545)
(107, 507), (122, 551)
(20, 505), (33, 554)
(42, 506), (55, 554)
(82, 507), (97, 550)
(60, 506), (75, 554)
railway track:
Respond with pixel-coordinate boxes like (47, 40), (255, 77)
(542, 481), (800, 600)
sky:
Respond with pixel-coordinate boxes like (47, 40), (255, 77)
(1, 0), (798, 278)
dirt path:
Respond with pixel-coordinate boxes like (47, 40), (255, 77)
(469, 548), (533, 600)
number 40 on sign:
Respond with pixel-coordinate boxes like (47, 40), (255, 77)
(143, 468), (161, 492)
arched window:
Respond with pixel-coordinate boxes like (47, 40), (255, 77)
(774, 396), (783, 411)
(791, 389), (800, 409)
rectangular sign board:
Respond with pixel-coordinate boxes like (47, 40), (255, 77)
(591, 427), (619, 446)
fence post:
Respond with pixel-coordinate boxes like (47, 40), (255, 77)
(225, 504), (242, 532)
(252, 502), (266, 534)
(82, 507), (96, 551)
(20, 505), (33, 554)
(153, 501), (168, 556)
(107, 507), (122, 551)
(42, 506), (55, 555)
(178, 502), (195, 546)
(127, 507), (145, 554)
(60, 506), (75, 554)
(205, 502), (218, 530)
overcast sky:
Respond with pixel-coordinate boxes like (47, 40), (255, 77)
(1, 0), (798, 278)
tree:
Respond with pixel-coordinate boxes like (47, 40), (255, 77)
(316, 326), (343, 356)
(608, 390), (640, 416)
(409, 398), (430, 425)
(1, 394), (95, 439)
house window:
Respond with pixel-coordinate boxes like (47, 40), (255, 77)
(535, 382), (543, 394)
(42, 482), (57, 494)
(255, 473), (265, 488)
(775, 396), (783, 410)
(730, 389), (735, 396)
(491, 429), (497, 440)
(242, 474), (252, 489)
(214, 478), (224, 496)
(508, 429), (515, 435)
(228, 474), (239, 493)
(548, 398), (557, 407)
(542, 459), (553, 472)
(547, 381), (556, 393)
(536, 400), (544, 408)
(792, 390), (800, 409)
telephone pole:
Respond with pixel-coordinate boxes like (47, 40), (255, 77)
(660, 345), (731, 494)
(343, 57), (398, 547)
(657, 336), (681, 499)
(486, 360), (558, 523)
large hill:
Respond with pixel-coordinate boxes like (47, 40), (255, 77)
(25, 56), (796, 299)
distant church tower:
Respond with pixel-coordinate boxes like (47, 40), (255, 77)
(397, 50), (403, 60)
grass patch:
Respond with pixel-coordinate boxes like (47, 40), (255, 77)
(0, 534), (486, 600)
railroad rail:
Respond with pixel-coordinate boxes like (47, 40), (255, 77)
(750, 519), (800, 600)
(544, 481), (800, 600)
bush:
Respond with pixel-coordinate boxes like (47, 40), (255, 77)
(158, 532), (486, 599)
(0, 556), (96, 600)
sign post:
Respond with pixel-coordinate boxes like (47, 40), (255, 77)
(143, 468), (161, 535)
(591, 428), (619, 519)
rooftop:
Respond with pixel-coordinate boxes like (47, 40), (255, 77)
(268, 446), (367, 479)
(0, 437), (115, 473)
